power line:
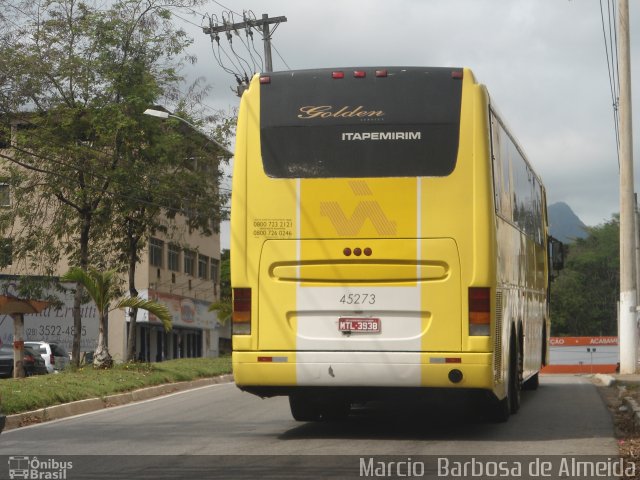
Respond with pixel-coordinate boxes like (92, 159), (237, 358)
(210, 0), (242, 17)
(221, 11), (253, 78)
(243, 11), (265, 71)
(171, 11), (206, 30)
(207, 15), (249, 86)
(599, 0), (621, 165)
(203, 12), (287, 95)
(271, 41), (291, 71)
(234, 14), (262, 72)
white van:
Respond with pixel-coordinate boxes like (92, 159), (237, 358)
(24, 341), (70, 373)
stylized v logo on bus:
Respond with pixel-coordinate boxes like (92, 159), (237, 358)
(319, 201), (397, 236)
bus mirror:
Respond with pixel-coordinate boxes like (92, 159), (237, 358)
(549, 237), (565, 277)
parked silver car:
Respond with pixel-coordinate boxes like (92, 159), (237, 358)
(24, 341), (70, 373)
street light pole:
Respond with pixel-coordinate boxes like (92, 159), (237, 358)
(143, 109), (233, 157)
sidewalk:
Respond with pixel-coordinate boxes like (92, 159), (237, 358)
(0, 374), (233, 432)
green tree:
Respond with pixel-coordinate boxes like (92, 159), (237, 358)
(109, 110), (231, 362)
(0, 0), (228, 366)
(550, 216), (619, 336)
(208, 249), (231, 324)
(61, 267), (172, 368)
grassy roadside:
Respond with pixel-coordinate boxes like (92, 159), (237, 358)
(0, 356), (231, 415)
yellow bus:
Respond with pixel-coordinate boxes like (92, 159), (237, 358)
(231, 67), (558, 422)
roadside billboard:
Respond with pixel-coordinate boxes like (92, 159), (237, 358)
(542, 336), (618, 374)
(0, 278), (98, 353)
(134, 289), (218, 329)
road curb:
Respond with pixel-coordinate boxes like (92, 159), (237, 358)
(3, 374), (234, 431)
(592, 373), (616, 387)
(622, 393), (640, 429)
(594, 373), (640, 430)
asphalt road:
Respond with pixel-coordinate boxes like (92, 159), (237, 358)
(0, 375), (620, 479)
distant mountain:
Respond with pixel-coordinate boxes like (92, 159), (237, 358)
(548, 202), (588, 243)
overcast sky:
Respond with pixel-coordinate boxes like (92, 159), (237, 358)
(175, 0), (640, 248)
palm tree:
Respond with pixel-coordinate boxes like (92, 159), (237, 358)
(61, 267), (172, 368)
(208, 299), (231, 324)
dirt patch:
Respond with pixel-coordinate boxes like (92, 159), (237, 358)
(597, 382), (640, 478)
(17, 414), (45, 427)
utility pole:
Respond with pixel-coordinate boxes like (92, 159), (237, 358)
(618, 0), (637, 374)
(635, 194), (640, 306)
(203, 13), (287, 94)
(261, 14), (275, 72)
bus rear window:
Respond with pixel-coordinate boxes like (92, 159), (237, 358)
(260, 67), (463, 178)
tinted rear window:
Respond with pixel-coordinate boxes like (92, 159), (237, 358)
(260, 67), (463, 178)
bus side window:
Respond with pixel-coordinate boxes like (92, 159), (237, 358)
(490, 113), (512, 222)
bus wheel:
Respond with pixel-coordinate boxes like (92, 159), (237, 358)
(289, 395), (322, 422)
(524, 327), (544, 391)
(523, 372), (539, 390)
(490, 394), (510, 423)
(509, 333), (523, 414)
(491, 332), (521, 422)
(320, 399), (351, 422)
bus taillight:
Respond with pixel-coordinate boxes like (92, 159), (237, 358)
(233, 288), (252, 335)
(469, 287), (490, 336)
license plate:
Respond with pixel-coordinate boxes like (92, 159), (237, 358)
(338, 317), (381, 333)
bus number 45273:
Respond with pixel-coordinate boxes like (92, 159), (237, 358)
(339, 293), (376, 305)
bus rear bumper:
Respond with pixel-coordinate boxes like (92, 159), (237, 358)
(233, 351), (494, 395)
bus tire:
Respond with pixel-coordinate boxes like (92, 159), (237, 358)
(524, 327), (544, 391)
(289, 395), (322, 422)
(491, 331), (522, 422)
(523, 372), (539, 391)
(509, 332), (523, 414)
(491, 395), (510, 423)
(320, 399), (351, 422)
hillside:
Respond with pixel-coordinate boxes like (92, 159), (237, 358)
(548, 202), (588, 243)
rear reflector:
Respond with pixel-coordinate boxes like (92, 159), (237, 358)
(258, 356), (288, 363)
(469, 287), (490, 336)
(233, 288), (251, 335)
(375, 69), (388, 77)
(353, 70), (366, 78)
(451, 70), (463, 79)
(430, 357), (462, 364)
(332, 71), (345, 79)
(259, 76), (271, 84)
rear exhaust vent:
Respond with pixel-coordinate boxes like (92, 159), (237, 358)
(493, 291), (503, 383)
